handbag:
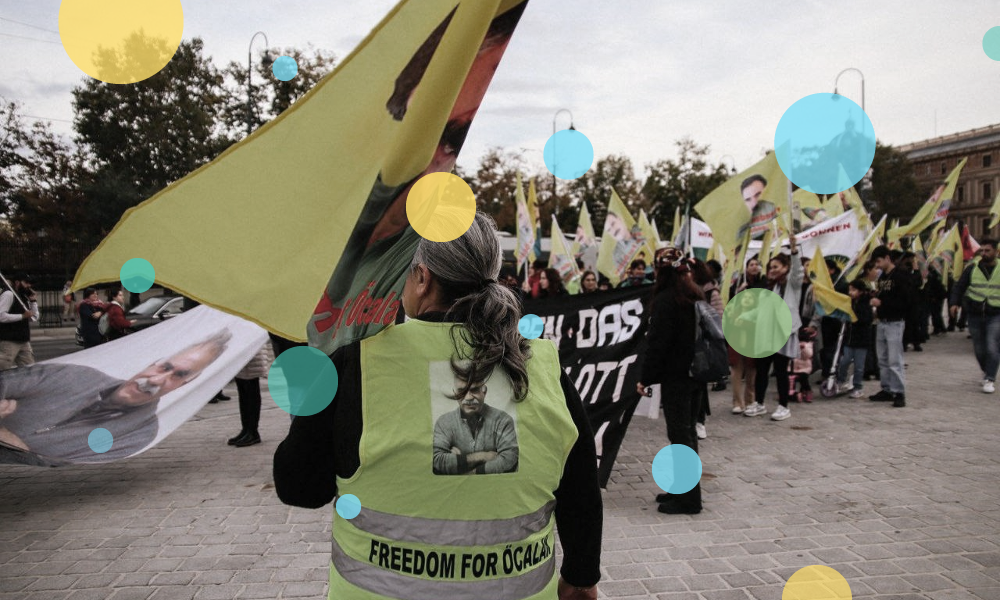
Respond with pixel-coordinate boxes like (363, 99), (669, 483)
(690, 300), (729, 383)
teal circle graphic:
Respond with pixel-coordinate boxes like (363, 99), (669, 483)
(272, 55), (298, 81)
(722, 288), (794, 358)
(119, 258), (155, 293)
(88, 428), (113, 454)
(268, 347), (339, 416)
(774, 93), (876, 194)
(518, 314), (544, 339)
(336, 494), (361, 519)
(652, 445), (702, 494)
(985, 27), (1000, 60)
(543, 129), (594, 180)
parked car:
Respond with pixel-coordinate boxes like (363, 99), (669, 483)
(127, 295), (186, 331)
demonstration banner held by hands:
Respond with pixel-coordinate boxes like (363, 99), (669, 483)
(0, 307), (267, 466)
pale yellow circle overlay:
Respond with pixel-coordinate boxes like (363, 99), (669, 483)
(59, 0), (184, 84)
(406, 172), (477, 243)
(782, 565), (852, 600)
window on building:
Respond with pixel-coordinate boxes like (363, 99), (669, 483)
(986, 182), (993, 202)
(985, 217), (992, 236)
(941, 162), (947, 174)
(985, 154), (993, 169)
(957, 185), (964, 204)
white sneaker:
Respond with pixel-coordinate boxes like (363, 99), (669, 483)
(984, 380), (995, 394)
(770, 405), (791, 421)
(837, 382), (852, 394)
(849, 389), (865, 399)
(695, 423), (707, 439)
(743, 403), (764, 417)
(731, 406), (744, 414)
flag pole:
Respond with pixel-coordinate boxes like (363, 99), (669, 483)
(0, 270), (30, 312)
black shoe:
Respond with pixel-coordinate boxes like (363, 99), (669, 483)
(227, 430), (248, 445)
(214, 391), (230, 401)
(208, 397), (219, 404)
(711, 381), (726, 392)
(869, 390), (894, 402)
(913, 345), (923, 352)
(657, 501), (701, 515)
(234, 432), (261, 447)
(892, 394), (906, 408)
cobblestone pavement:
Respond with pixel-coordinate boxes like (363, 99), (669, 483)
(1, 332), (998, 599)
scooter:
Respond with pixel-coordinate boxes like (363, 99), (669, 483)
(820, 322), (847, 397)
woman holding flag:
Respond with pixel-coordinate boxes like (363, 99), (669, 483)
(745, 233), (802, 421)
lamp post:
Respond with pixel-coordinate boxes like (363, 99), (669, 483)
(247, 31), (273, 136)
(551, 108), (575, 221)
(833, 67), (865, 112)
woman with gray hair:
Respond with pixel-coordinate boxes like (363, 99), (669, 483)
(275, 212), (602, 600)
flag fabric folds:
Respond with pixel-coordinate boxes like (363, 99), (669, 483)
(548, 216), (579, 285)
(990, 188), (1000, 230)
(839, 214), (886, 284)
(597, 190), (646, 285)
(514, 172), (535, 269)
(572, 202), (598, 273)
(72, 0), (529, 349)
(807, 246), (855, 322)
(887, 158), (967, 244)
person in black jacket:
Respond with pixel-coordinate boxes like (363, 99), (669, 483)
(636, 246), (705, 515)
(836, 279), (874, 398)
(925, 266), (948, 335)
(869, 246), (912, 407)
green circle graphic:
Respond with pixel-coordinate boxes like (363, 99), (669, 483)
(722, 289), (793, 358)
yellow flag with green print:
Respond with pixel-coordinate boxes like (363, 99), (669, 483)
(597, 190), (646, 285)
(547, 216), (579, 285)
(839, 214), (886, 284)
(808, 246), (855, 322)
(72, 0), (531, 347)
(888, 157), (967, 244)
(990, 188), (1000, 230)
(637, 209), (658, 258)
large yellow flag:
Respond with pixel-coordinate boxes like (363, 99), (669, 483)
(597, 190), (646, 285)
(808, 246), (856, 322)
(72, 0), (529, 347)
(694, 152), (789, 258)
(671, 206), (682, 244)
(929, 225), (963, 280)
(527, 176), (541, 262)
(637, 209), (658, 259)
(990, 188), (1000, 230)
(888, 157), (967, 243)
(572, 201), (598, 273)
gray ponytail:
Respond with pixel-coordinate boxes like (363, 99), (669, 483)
(411, 212), (531, 401)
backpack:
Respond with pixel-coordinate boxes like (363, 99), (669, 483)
(690, 300), (728, 383)
(98, 313), (110, 336)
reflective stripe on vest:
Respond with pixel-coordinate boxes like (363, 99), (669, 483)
(329, 318), (577, 600)
(966, 263), (1000, 307)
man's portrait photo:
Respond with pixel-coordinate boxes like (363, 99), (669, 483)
(739, 174), (779, 241)
(431, 360), (518, 475)
(0, 330), (232, 465)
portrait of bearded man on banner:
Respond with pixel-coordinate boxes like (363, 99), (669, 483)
(307, 2), (529, 356)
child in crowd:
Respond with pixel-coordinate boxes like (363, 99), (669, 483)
(837, 279), (874, 398)
(790, 327), (815, 403)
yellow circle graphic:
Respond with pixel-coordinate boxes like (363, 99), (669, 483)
(59, 0), (184, 84)
(406, 173), (477, 243)
(782, 565), (852, 600)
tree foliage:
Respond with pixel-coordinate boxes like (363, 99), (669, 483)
(642, 138), (731, 234)
(867, 141), (922, 223)
(564, 154), (642, 232)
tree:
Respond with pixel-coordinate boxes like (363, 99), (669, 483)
(641, 138), (730, 235)
(867, 141), (922, 224)
(221, 45), (338, 138)
(465, 147), (526, 234)
(72, 38), (232, 233)
(564, 154), (642, 232)
(0, 98), (28, 218)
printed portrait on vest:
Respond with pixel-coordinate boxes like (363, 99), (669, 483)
(431, 359), (519, 475)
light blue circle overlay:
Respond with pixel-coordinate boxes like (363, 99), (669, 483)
(268, 347), (338, 416)
(518, 314), (544, 339)
(774, 93), (876, 194)
(336, 494), (361, 519)
(120, 258), (155, 293)
(651, 445), (702, 494)
(88, 428), (113, 454)
(272, 55), (298, 81)
(543, 129), (594, 180)
(985, 27), (1000, 60)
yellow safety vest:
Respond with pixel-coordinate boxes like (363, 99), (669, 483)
(329, 319), (578, 600)
(966, 262), (1000, 309)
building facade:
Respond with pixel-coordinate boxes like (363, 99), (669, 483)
(898, 124), (1000, 239)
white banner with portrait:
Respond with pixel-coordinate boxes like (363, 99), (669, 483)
(0, 306), (269, 466)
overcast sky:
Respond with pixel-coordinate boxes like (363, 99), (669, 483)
(3, 0), (999, 177)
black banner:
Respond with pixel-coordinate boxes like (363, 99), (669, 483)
(524, 286), (650, 488)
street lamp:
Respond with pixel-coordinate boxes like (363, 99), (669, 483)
(833, 67), (865, 112)
(247, 31), (273, 136)
(551, 109), (575, 221)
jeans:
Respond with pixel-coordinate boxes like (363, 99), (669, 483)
(876, 320), (906, 394)
(837, 346), (868, 390)
(967, 313), (1000, 381)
